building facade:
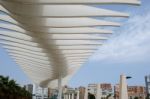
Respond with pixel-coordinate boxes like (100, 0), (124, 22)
(128, 86), (145, 99)
(114, 84), (146, 99)
(145, 75), (150, 99)
(79, 86), (85, 99)
(101, 83), (113, 98)
(88, 83), (113, 99)
(48, 88), (58, 99)
(33, 85), (49, 99)
(24, 84), (33, 94)
(88, 84), (97, 95)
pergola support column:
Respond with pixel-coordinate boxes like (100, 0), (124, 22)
(41, 88), (44, 99)
(58, 75), (62, 99)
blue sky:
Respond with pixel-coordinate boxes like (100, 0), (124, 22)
(69, 0), (150, 87)
(0, 0), (150, 87)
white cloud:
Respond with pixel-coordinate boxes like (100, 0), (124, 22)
(90, 12), (150, 63)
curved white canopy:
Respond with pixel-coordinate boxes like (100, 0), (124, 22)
(0, 0), (140, 88)
(2, 0), (140, 5)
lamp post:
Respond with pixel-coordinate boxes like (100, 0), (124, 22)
(126, 76), (132, 79)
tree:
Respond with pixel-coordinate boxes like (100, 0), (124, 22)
(146, 94), (150, 99)
(8, 79), (19, 98)
(88, 93), (95, 99)
(106, 94), (111, 99)
(134, 97), (139, 99)
(0, 75), (32, 99)
(0, 76), (10, 98)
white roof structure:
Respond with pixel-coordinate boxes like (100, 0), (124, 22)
(0, 0), (140, 88)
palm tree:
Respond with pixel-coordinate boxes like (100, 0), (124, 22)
(8, 79), (19, 99)
(0, 76), (10, 98)
(0, 75), (5, 98)
(0, 75), (32, 99)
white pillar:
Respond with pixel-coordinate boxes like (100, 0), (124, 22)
(32, 84), (36, 99)
(67, 94), (69, 99)
(72, 93), (74, 99)
(119, 74), (128, 99)
(58, 76), (62, 99)
(84, 87), (88, 99)
(41, 88), (44, 99)
(96, 84), (102, 99)
(76, 90), (80, 99)
(68, 94), (71, 99)
(65, 94), (68, 99)
(64, 94), (66, 99)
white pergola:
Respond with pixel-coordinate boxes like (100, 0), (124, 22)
(0, 0), (140, 99)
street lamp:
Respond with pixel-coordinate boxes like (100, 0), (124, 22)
(126, 76), (132, 79)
